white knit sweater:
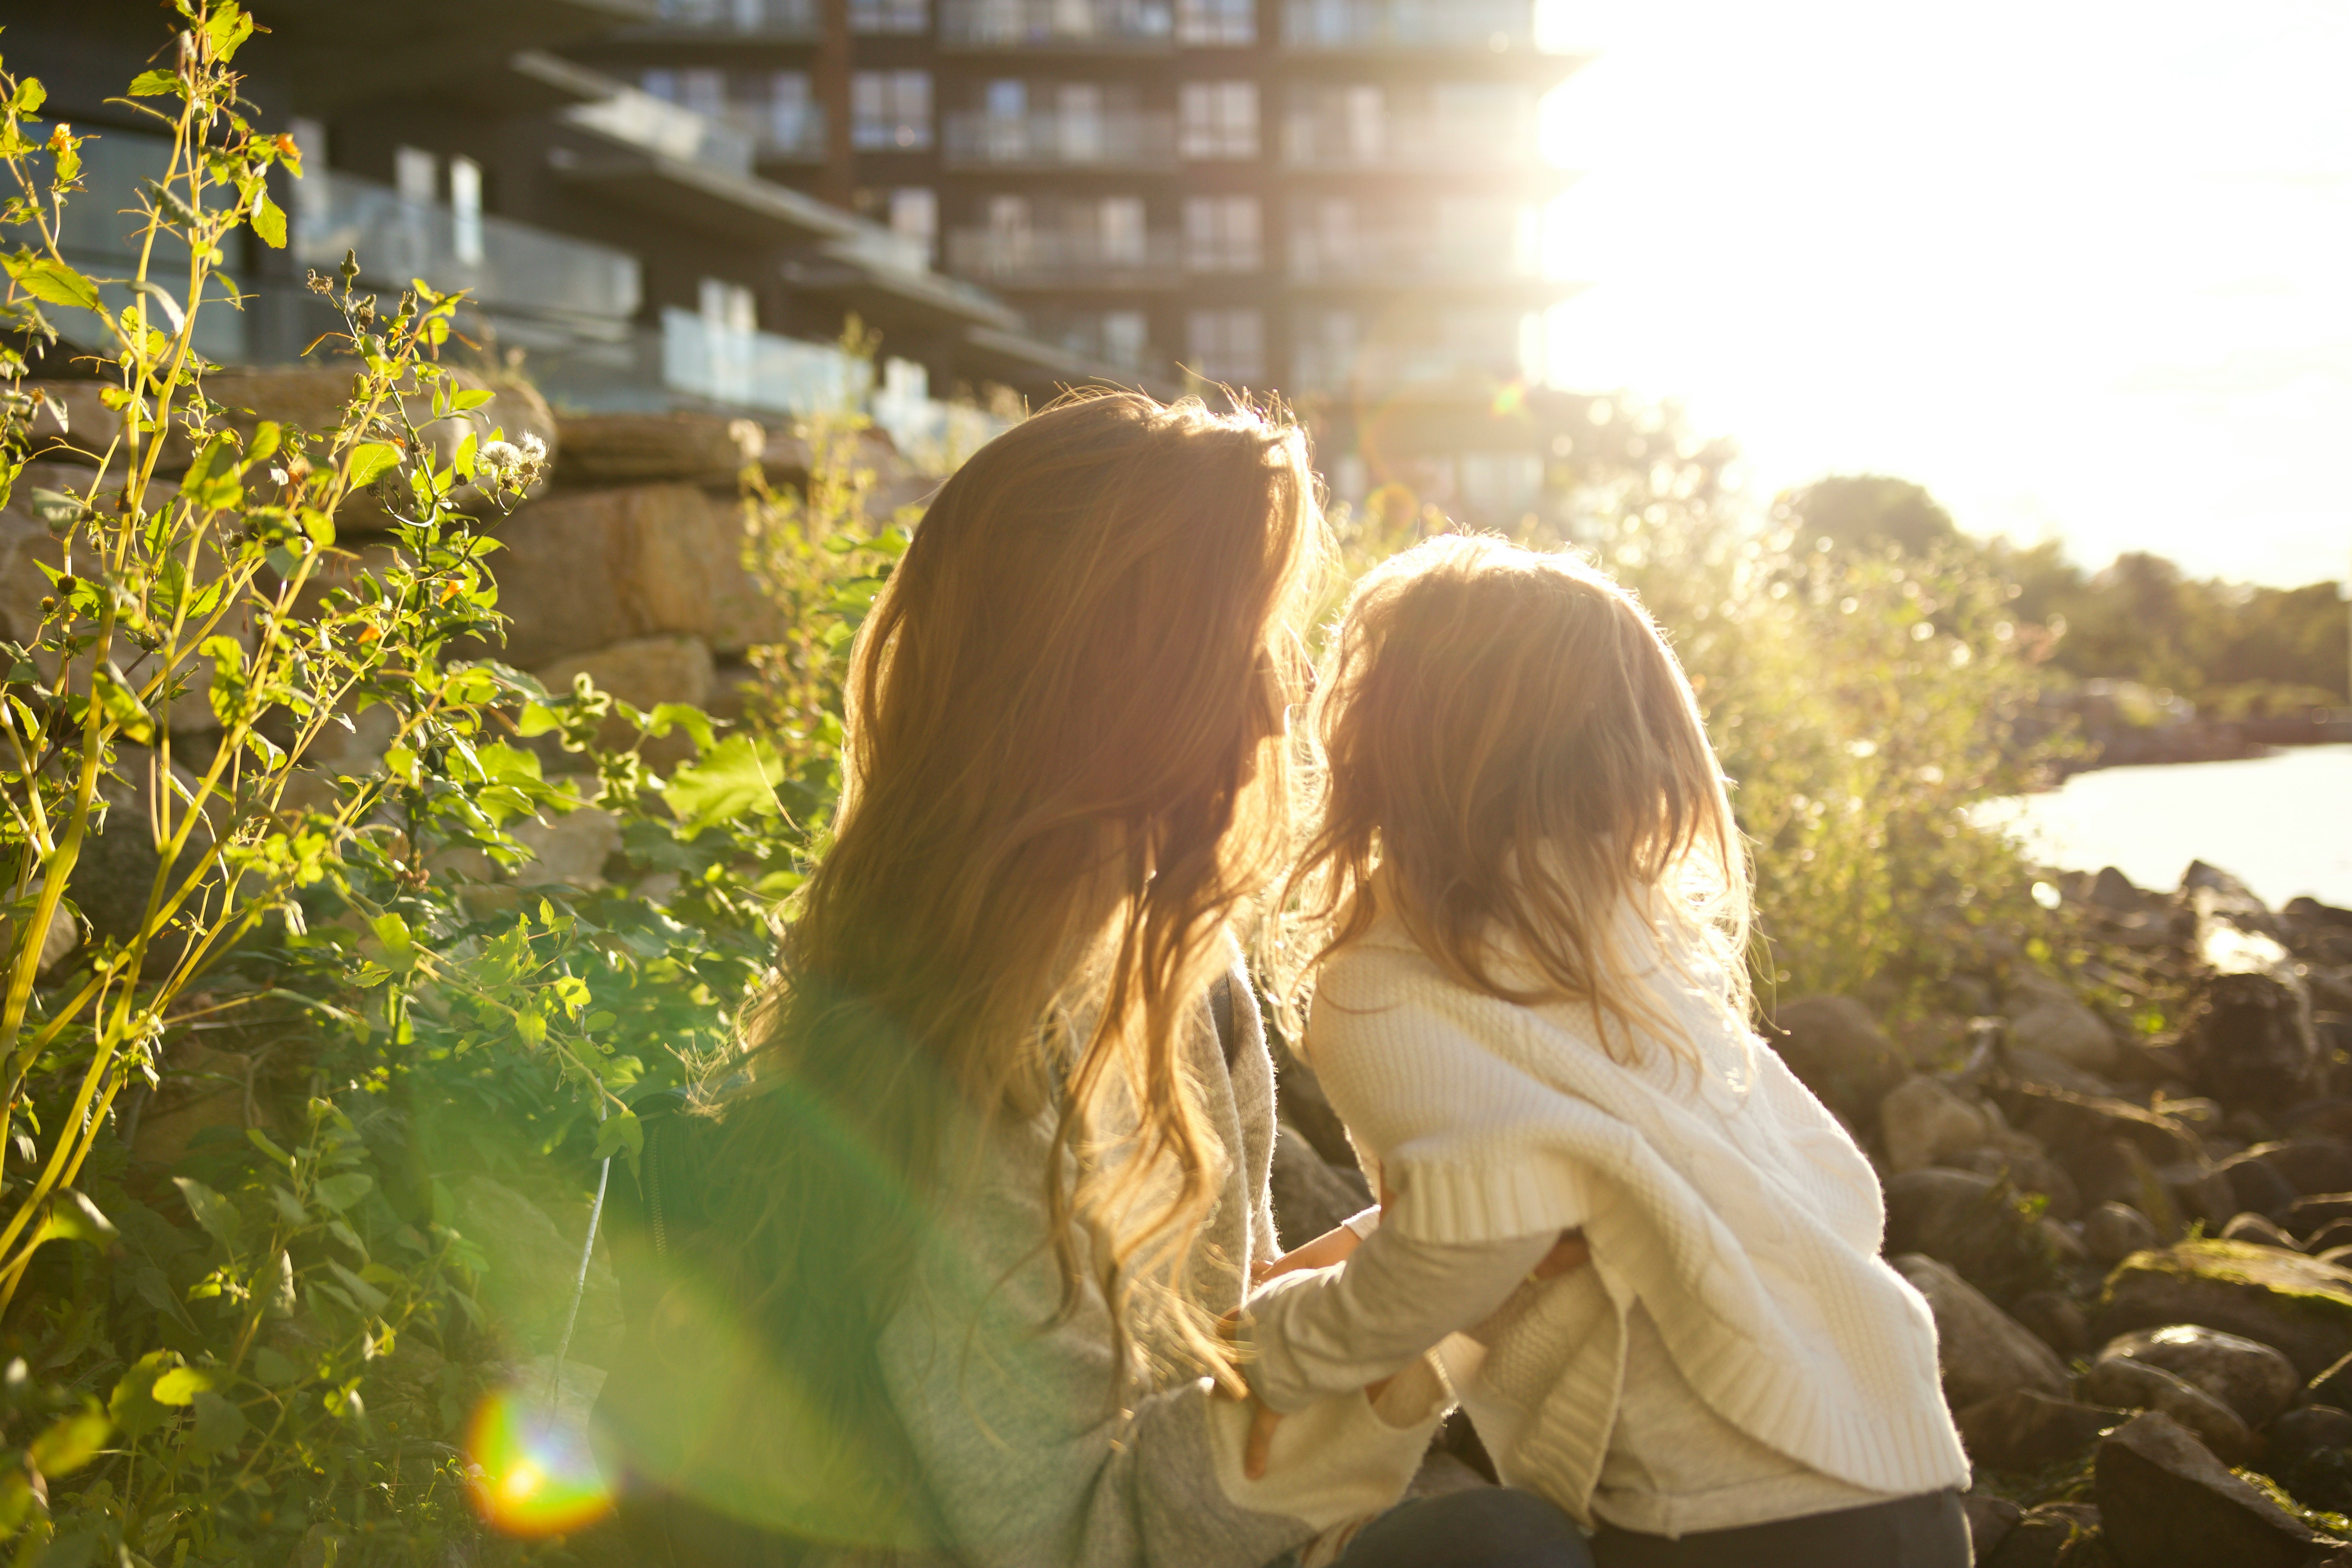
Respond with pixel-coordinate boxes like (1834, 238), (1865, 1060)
(1278, 901), (1968, 1526)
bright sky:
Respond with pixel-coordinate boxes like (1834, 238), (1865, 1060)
(1534, 1), (2352, 589)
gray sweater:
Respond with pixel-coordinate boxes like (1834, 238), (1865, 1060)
(837, 960), (1443, 1568)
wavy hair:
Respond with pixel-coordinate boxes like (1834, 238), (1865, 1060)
(1282, 534), (1750, 1062)
(715, 390), (1325, 1486)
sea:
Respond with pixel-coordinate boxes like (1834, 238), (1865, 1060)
(1980, 743), (2352, 909)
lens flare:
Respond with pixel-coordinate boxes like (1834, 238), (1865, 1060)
(465, 1388), (612, 1537)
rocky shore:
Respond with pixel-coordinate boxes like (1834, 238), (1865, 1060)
(1271, 862), (2352, 1566)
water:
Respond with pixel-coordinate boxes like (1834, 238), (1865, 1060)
(1981, 744), (2352, 908)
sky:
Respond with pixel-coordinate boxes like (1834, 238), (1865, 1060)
(1533, 1), (2352, 589)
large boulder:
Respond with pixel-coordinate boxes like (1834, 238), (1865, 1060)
(552, 410), (772, 488)
(1884, 1167), (2061, 1301)
(2003, 970), (2118, 1073)
(1879, 1077), (1991, 1174)
(1889, 1253), (2070, 1410)
(2094, 1410), (2337, 1568)
(1954, 1146), (2084, 1222)
(2097, 1325), (2299, 1427)
(2096, 1239), (2352, 1377)
(2183, 872), (2321, 1112)
(2080, 1354), (2258, 1462)
(1763, 996), (1908, 1131)
(1953, 1388), (2127, 1473)
(2084, 1201), (2163, 1267)
(470, 483), (790, 668)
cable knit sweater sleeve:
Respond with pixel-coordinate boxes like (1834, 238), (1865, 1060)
(873, 964), (1447, 1568)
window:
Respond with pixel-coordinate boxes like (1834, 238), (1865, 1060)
(1101, 310), (1148, 369)
(1097, 196), (1146, 266)
(985, 79), (1027, 121)
(1293, 308), (1358, 389)
(1057, 83), (1105, 162)
(1183, 196), (1259, 271)
(393, 145), (436, 203)
(850, 0), (927, 31)
(888, 187), (938, 261)
(766, 73), (816, 154)
(1187, 308), (1264, 383)
(700, 276), (757, 335)
(449, 156), (483, 265)
(852, 71), (933, 150)
(1431, 83), (1534, 159)
(1179, 81), (1258, 159)
(1176, 0), (1254, 44)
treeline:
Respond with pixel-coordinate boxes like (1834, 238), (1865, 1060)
(1785, 475), (2350, 711)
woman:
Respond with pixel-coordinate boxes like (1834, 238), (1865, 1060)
(597, 392), (1590, 1568)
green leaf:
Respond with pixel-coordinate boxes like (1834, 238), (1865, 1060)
(8, 256), (103, 313)
(109, 1350), (178, 1440)
(248, 1127), (294, 1167)
(311, 1172), (374, 1213)
(26, 1408), (109, 1477)
(346, 441), (404, 487)
(249, 1345), (300, 1387)
(270, 1185), (309, 1226)
(250, 191), (286, 249)
(326, 1258), (388, 1314)
(173, 1176), (243, 1253)
(189, 1388), (249, 1461)
(515, 701), (564, 739)
(591, 1110), (643, 1166)
(645, 702), (718, 752)
(151, 1365), (218, 1406)
(14, 79), (45, 115)
(664, 733), (785, 838)
(36, 1188), (117, 1248)
(452, 387), (495, 412)
(93, 661), (156, 746)
(128, 69), (180, 96)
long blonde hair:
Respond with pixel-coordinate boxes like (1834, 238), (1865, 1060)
(1284, 534), (1750, 1060)
(729, 390), (1323, 1416)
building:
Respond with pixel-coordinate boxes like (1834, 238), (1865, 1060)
(0, 0), (1131, 451)
(563, 0), (1591, 520)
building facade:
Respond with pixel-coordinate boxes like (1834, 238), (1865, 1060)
(568, 0), (1590, 520)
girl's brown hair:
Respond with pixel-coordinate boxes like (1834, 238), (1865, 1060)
(710, 390), (1323, 1511)
(1284, 534), (1750, 1060)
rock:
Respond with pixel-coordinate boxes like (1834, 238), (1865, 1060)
(2098, 1240), (2352, 1377)
(2004, 970), (2118, 1073)
(2288, 1194), (2352, 1240)
(1268, 1124), (1371, 1249)
(1886, 1167), (2061, 1300)
(2091, 865), (2151, 913)
(2185, 860), (2281, 938)
(1889, 1253), (2070, 1409)
(2224, 1211), (2305, 1250)
(2187, 972), (2322, 1114)
(0, 894), (76, 979)
(2011, 1290), (2092, 1357)
(1879, 1077), (1992, 1174)
(1764, 996), (1909, 1130)
(2082, 1354), (2259, 1461)
(1954, 1388), (2128, 1472)
(2221, 1147), (2307, 1218)
(474, 483), (791, 668)
(1957, 1146), (2084, 1222)
(2084, 1201), (2163, 1267)
(2309, 1348), (2352, 1409)
(1984, 1504), (2100, 1568)
(552, 410), (769, 488)
(511, 808), (623, 890)
(2164, 1161), (2240, 1231)
(2009, 1083), (2204, 1172)
(2097, 1324), (2300, 1427)
(536, 634), (717, 714)
(2005, 1045), (2119, 1100)
(2268, 1404), (2352, 1470)
(2095, 1410), (2334, 1568)
(2262, 1141), (2352, 1200)
(1962, 1493), (2025, 1562)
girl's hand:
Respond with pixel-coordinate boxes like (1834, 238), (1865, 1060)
(1250, 1222), (1362, 1287)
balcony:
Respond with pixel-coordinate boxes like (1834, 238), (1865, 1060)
(1281, 0), (1549, 53)
(942, 110), (1177, 170)
(295, 172), (642, 330)
(940, 0), (1175, 51)
(1287, 232), (1546, 289)
(1289, 342), (1518, 395)
(1280, 113), (1541, 171)
(640, 0), (820, 38)
(661, 306), (860, 413)
(564, 85), (758, 178)
(945, 227), (1181, 287)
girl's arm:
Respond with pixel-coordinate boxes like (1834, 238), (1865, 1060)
(1250, 1206), (1380, 1286)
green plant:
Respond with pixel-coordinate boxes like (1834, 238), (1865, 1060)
(0, 10), (872, 1562)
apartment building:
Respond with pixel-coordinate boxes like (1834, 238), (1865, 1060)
(568, 0), (1590, 520)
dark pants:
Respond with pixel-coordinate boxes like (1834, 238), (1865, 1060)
(1307, 1488), (1595, 1568)
(1590, 1490), (1970, 1568)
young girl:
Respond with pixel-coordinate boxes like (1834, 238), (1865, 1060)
(1238, 535), (1971, 1567)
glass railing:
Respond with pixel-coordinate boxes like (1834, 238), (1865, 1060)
(1281, 0), (1544, 51)
(1281, 113), (1539, 169)
(294, 173), (642, 326)
(1020, 311), (1160, 371)
(651, 0), (820, 35)
(661, 307), (860, 413)
(563, 87), (758, 178)
(942, 110), (1177, 168)
(945, 227), (1181, 282)
(940, 0), (1175, 49)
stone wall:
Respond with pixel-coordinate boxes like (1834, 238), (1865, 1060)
(4, 372), (937, 782)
